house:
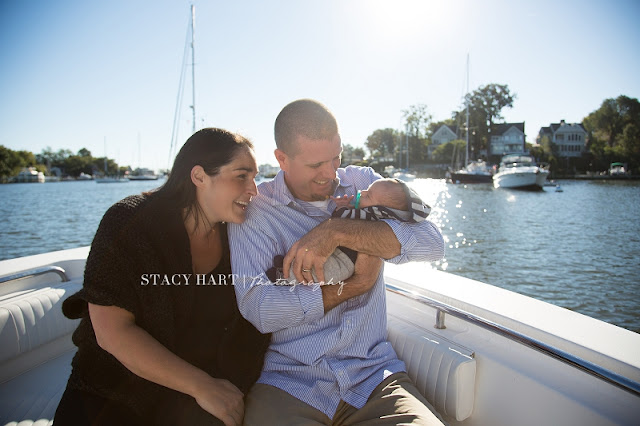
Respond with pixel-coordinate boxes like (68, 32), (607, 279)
(258, 163), (280, 178)
(489, 123), (526, 156)
(429, 125), (459, 158)
(537, 120), (587, 158)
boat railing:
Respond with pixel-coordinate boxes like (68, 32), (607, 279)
(386, 282), (640, 398)
(0, 265), (69, 285)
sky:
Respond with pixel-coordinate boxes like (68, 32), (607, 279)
(1, 0), (639, 171)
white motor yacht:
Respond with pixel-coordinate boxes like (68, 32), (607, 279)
(493, 154), (549, 190)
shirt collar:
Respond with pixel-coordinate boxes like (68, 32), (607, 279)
(268, 169), (355, 213)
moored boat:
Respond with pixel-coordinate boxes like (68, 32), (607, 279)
(13, 167), (45, 183)
(128, 174), (159, 181)
(450, 160), (493, 184)
(493, 154), (549, 190)
(95, 177), (129, 183)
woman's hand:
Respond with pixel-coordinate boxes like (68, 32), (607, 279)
(192, 376), (245, 426)
(89, 303), (244, 425)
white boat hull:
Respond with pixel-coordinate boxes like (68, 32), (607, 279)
(95, 177), (130, 183)
(493, 166), (549, 190)
(1, 249), (639, 425)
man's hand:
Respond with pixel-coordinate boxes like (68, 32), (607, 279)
(283, 219), (338, 284)
(283, 218), (401, 284)
(322, 252), (382, 312)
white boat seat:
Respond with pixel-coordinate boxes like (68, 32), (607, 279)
(387, 315), (476, 422)
(0, 279), (81, 425)
(0, 277), (477, 424)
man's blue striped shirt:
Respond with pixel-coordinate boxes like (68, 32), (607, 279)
(228, 166), (444, 419)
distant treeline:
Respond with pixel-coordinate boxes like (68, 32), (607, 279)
(0, 146), (127, 182)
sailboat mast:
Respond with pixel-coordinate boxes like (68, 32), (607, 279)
(190, 4), (196, 134)
(465, 54), (470, 166)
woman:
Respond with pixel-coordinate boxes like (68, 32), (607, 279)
(54, 128), (270, 426)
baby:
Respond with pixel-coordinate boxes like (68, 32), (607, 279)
(331, 178), (428, 222)
(266, 178), (431, 284)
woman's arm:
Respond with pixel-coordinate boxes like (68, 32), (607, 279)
(89, 303), (243, 426)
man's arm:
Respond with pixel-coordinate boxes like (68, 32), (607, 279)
(283, 217), (444, 284)
(229, 218), (382, 333)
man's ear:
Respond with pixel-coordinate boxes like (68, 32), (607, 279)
(274, 149), (289, 172)
(190, 165), (207, 187)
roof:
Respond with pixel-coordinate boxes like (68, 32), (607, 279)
(433, 124), (458, 138)
(491, 122), (525, 136)
(549, 122), (586, 133)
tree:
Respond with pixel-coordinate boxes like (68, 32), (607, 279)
(341, 144), (366, 166)
(583, 95), (640, 172)
(402, 104), (432, 138)
(0, 146), (39, 181)
(365, 128), (399, 160)
(77, 148), (92, 158)
(453, 84), (516, 155)
(432, 139), (466, 165)
(401, 104), (432, 164)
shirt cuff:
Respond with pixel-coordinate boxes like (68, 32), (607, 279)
(381, 219), (417, 264)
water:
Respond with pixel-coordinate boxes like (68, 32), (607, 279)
(412, 179), (640, 334)
(1, 178), (639, 333)
(0, 180), (165, 260)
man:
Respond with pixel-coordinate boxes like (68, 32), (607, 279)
(229, 99), (445, 425)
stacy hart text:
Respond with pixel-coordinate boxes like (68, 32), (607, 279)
(140, 273), (234, 286)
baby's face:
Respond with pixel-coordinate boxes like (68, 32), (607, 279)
(357, 182), (383, 208)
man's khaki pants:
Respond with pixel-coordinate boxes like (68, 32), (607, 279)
(243, 372), (445, 425)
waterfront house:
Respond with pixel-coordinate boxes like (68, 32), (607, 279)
(429, 125), (459, 158)
(489, 123), (526, 156)
(537, 120), (587, 158)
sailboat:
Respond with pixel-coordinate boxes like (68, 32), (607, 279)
(95, 138), (129, 183)
(168, 5), (197, 169)
(450, 55), (493, 184)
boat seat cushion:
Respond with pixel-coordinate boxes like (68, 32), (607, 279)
(0, 279), (81, 425)
(0, 350), (74, 426)
(387, 315), (476, 421)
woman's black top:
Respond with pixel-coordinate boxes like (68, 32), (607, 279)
(61, 193), (269, 421)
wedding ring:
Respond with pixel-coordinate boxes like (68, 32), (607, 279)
(302, 268), (311, 272)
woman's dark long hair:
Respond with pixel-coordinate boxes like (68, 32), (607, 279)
(152, 128), (254, 232)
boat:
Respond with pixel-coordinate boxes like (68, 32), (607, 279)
(450, 160), (493, 184)
(95, 177), (129, 183)
(450, 56), (493, 185)
(492, 154), (549, 190)
(383, 166), (416, 182)
(609, 162), (628, 177)
(76, 172), (93, 180)
(392, 170), (416, 182)
(128, 174), (159, 181)
(95, 139), (129, 183)
(13, 167), (45, 183)
(1, 247), (638, 425)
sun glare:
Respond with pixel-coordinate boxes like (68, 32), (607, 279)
(361, 0), (450, 42)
